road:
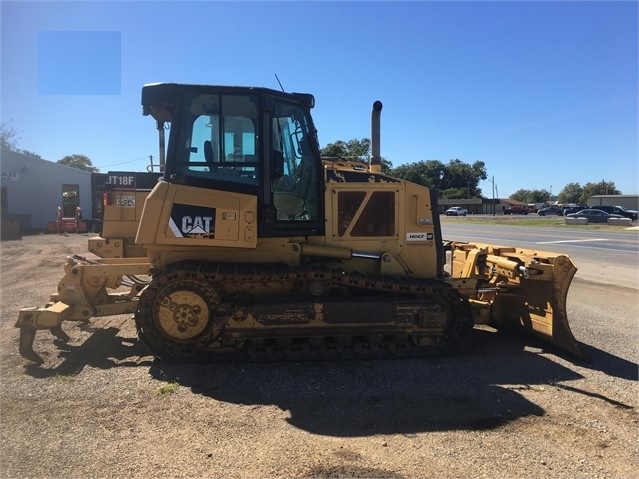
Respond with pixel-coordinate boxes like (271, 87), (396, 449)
(440, 221), (639, 287)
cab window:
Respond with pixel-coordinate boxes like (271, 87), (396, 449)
(178, 94), (259, 185)
(271, 102), (321, 222)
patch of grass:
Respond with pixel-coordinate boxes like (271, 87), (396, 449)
(156, 381), (179, 395)
(441, 215), (635, 230)
(460, 217), (564, 227)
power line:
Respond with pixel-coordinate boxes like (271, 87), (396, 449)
(97, 155), (152, 169)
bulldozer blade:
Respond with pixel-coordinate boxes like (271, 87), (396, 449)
(19, 327), (44, 365)
(451, 242), (589, 361)
(489, 254), (590, 362)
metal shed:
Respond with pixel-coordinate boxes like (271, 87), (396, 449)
(587, 194), (639, 211)
(1, 149), (92, 233)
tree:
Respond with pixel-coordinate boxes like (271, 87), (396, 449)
(510, 189), (551, 203)
(57, 154), (99, 173)
(1, 121), (42, 158)
(392, 160), (446, 190)
(439, 159), (487, 199)
(579, 181), (620, 204)
(510, 189), (532, 203)
(529, 189), (550, 202)
(321, 140), (350, 158)
(1, 121), (19, 151)
(557, 183), (583, 204)
(320, 138), (392, 173)
(391, 159), (486, 199)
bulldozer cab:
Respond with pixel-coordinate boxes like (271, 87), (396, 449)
(141, 83), (325, 242)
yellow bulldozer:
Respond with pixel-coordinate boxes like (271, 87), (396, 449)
(16, 83), (587, 364)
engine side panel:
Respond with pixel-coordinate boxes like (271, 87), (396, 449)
(136, 181), (258, 249)
(323, 164), (440, 278)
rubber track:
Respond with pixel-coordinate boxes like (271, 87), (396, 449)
(135, 261), (474, 363)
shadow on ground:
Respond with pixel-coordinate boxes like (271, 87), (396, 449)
(143, 329), (588, 436)
(22, 325), (636, 436)
(24, 326), (153, 377)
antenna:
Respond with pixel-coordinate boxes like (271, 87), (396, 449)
(274, 73), (285, 92)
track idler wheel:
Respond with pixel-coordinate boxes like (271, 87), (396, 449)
(135, 269), (222, 362)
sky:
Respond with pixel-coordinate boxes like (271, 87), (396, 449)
(1, 0), (637, 199)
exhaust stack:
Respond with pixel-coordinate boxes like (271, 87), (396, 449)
(370, 101), (383, 173)
(157, 121), (166, 172)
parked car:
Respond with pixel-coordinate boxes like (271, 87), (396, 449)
(503, 205), (529, 215)
(445, 206), (467, 216)
(562, 205), (587, 216)
(588, 205), (638, 221)
(566, 209), (624, 223)
(537, 205), (564, 216)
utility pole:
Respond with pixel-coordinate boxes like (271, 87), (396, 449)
(491, 175), (495, 216)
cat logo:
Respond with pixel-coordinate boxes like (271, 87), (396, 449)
(406, 232), (433, 242)
(168, 204), (216, 239)
(181, 216), (213, 234)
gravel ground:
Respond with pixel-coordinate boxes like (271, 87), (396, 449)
(1, 233), (637, 479)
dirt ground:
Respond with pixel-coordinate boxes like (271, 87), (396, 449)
(1, 233), (637, 479)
